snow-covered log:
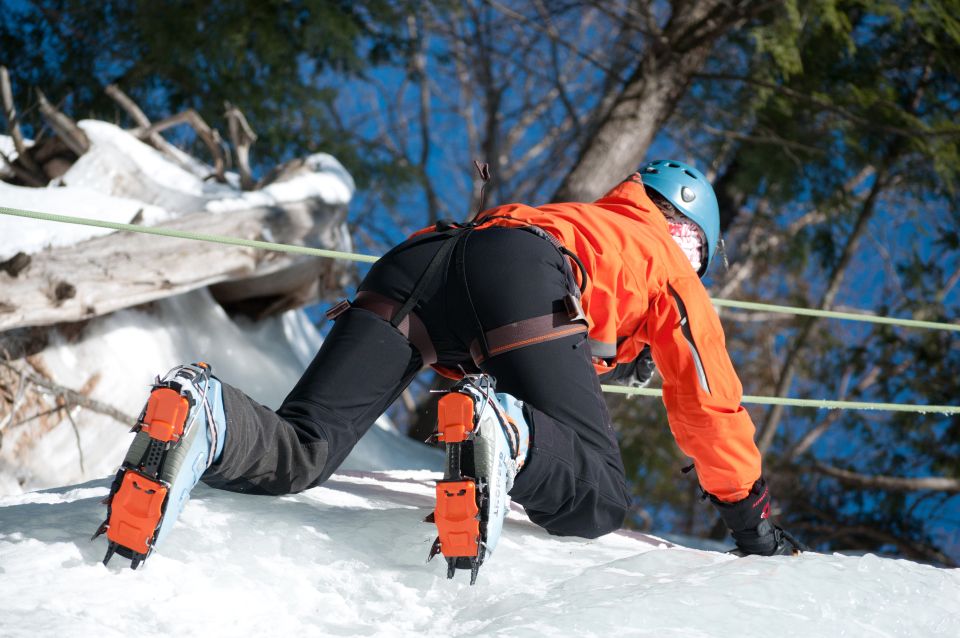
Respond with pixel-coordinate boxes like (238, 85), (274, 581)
(0, 120), (357, 331)
(0, 198), (349, 332)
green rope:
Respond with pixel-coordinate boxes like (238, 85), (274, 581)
(0, 206), (380, 264)
(4, 205), (956, 332)
(600, 385), (960, 414)
(3, 204), (960, 414)
(711, 298), (960, 333)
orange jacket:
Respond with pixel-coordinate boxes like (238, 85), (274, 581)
(466, 178), (761, 502)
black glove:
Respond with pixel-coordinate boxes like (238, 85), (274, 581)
(710, 477), (805, 556)
(599, 345), (656, 388)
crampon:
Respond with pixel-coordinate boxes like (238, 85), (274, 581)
(92, 362), (223, 569)
(426, 375), (527, 585)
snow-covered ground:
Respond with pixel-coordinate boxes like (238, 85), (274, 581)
(1, 470), (958, 638)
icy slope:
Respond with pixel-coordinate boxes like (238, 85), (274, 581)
(1, 471), (958, 638)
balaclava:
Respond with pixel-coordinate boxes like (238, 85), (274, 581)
(648, 187), (706, 275)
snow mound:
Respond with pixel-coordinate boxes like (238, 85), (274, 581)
(0, 120), (354, 261)
(1, 288), (440, 495)
(0, 471), (957, 638)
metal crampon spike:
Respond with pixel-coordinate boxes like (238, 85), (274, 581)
(427, 537), (442, 562)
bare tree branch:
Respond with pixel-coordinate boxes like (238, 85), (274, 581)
(554, 1), (774, 201)
(483, 0), (631, 77)
(135, 109), (226, 182)
(694, 72), (960, 140)
(0, 359), (135, 427)
(104, 84), (180, 156)
(104, 84), (150, 128)
(408, 13), (440, 224)
(225, 101), (257, 191)
(63, 404), (86, 474)
(814, 463), (960, 493)
(0, 65), (43, 178)
(36, 89), (90, 156)
(756, 166), (887, 453)
(0, 363), (27, 434)
(0, 147), (45, 187)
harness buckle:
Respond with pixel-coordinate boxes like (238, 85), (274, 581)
(563, 293), (587, 323)
(325, 299), (351, 321)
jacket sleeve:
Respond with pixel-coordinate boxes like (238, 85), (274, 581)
(645, 274), (761, 502)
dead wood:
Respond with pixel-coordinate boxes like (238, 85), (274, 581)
(104, 83), (182, 158)
(0, 359), (132, 429)
(36, 89), (90, 157)
(0, 66), (44, 180)
(0, 198), (349, 332)
(224, 101), (257, 191)
(134, 109), (227, 183)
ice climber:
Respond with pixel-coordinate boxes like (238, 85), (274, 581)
(95, 159), (804, 578)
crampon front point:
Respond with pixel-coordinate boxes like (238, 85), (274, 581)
(92, 363), (213, 569)
(427, 391), (488, 585)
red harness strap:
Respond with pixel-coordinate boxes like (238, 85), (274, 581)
(468, 310), (587, 366)
(326, 291), (438, 365)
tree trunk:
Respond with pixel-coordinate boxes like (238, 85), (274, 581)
(553, 1), (774, 202)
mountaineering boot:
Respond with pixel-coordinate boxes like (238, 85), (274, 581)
(427, 374), (529, 584)
(93, 362), (227, 569)
(711, 477), (806, 557)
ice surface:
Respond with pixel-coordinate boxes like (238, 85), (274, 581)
(0, 471), (957, 638)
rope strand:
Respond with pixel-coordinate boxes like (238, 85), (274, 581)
(2, 204), (959, 414)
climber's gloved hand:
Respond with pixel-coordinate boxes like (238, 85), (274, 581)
(598, 345), (657, 388)
(710, 477), (806, 556)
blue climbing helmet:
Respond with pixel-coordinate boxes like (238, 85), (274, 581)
(639, 159), (720, 274)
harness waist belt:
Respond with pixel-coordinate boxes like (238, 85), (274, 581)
(469, 311), (588, 365)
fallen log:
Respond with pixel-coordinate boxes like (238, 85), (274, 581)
(0, 198), (351, 332)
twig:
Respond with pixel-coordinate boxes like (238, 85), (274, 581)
(0, 66), (43, 177)
(36, 89), (90, 156)
(134, 109), (227, 183)
(104, 83), (178, 154)
(0, 363), (27, 433)
(224, 101), (257, 190)
(104, 84), (151, 128)
(0, 359), (134, 426)
(0, 147), (44, 187)
(63, 403), (85, 474)
(4, 406), (63, 428)
(756, 167), (888, 453)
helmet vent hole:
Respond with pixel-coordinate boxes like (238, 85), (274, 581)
(645, 167), (659, 173)
(667, 162), (680, 168)
(683, 170), (697, 179)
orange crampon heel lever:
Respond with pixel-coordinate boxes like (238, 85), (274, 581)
(428, 391), (487, 584)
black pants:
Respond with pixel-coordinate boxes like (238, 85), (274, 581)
(202, 227), (630, 538)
